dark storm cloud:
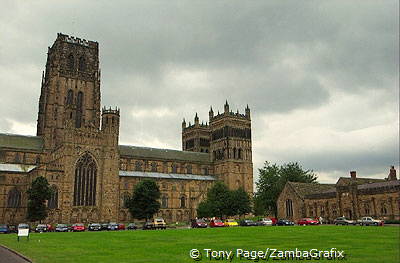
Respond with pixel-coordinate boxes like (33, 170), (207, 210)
(0, 0), (398, 182)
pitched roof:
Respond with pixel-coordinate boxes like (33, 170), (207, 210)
(336, 177), (384, 186)
(118, 145), (211, 163)
(358, 180), (400, 190)
(0, 133), (43, 151)
(119, 170), (216, 181)
(288, 182), (335, 199)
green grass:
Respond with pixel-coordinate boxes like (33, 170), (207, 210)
(0, 226), (399, 263)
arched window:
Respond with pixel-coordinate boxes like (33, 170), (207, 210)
(66, 89), (74, 105)
(122, 193), (130, 208)
(73, 153), (97, 206)
(180, 196), (186, 208)
(172, 163), (178, 173)
(238, 149), (242, 159)
(161, 195), (168, 208)
(78, 56), (86, 71)
(233, 148), (237, 159)
(67, 54), (74, 71)
(151, 162), (157, 172)
(285, 199), (293, 217)
(203, 167), (209, 175)
(75, 92), (83, 128)
(186, 164), (192, 174)
(48, 185), (58, 209)
(7, 188), (21, 208)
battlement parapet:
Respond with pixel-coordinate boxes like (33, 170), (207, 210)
(56, 33), (98, 48)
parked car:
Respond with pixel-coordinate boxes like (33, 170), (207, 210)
(0, 224), (10, 234)
(210, 219), (225, 228)
(257, 218), (273, 226)
(153, 218), (166, 229)
(358, 217), (384, 226)
(72, 223), (85, 232)
(142, 221), (154, 230)
(276, 219), (295, 226)
(35, 224), (48, 233)
(191, 219), (208, 228)
(118, 223), (126, 230)
(240, 219), (258, 227)
(127, 223), (137, 230)
(55, 224), (69, 232)
(297, 218), (319, 225)
(46, 224), (55, 232)
(101, 223), (109, 231)
(224, 219), (239, 227)
(108, 222), (119, 231)
(333, 217), (356, 225)
(88, 223), (102, 231)
(9, 225), (17, 233)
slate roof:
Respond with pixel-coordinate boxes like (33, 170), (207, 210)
(0, 133), (44, 151)
(119, 170), (216, 181)
(119, 145), (211, 163)
(288, 182), (336, 199)
(0, 163), (37, 173)
(358, 180), (400, 190)
(337, 177), (385, 186)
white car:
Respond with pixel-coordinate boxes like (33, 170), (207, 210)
(257, 218), (273, 226)
(358, 217), (384, 226)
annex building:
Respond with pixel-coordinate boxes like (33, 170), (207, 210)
(277, 167), (399, 222)
(0, 33), (253, 224)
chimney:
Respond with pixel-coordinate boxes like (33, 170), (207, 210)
(388, 166), (397, 181)
(350, 171), (356, 180)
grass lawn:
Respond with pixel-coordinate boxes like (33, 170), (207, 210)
(0, 225), (399, 263)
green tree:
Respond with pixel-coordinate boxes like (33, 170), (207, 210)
(126, 179), (161, 221)
(255, 161), (317, 216)
(230, 188), (252, 216)
(27, 176), (53, 222)
(196, 200), (213, 218)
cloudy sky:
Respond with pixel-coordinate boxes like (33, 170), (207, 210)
(0, 0), (398, 184)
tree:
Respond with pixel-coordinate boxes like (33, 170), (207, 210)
(196, 182), (252, 218)
(255, 161), (317, 216)
(26, 176), (53, 222)
(126, 179), (161, 221)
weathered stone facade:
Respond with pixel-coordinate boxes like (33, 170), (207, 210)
(0, 33), (253, 225)
(277, 167), (400, 222)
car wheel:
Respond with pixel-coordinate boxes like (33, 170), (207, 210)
(345, 222), (348, 225)
(374, 222), (378, 226)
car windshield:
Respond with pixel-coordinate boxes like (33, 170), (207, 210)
(156, 219), (163, 223)
(214, 220), (222, 223)
(196, 219), (205, 223)
(226, 219), (234, 222)
(75, 224), (84, 227)
(37, 224), (46, 227)
(57, 224), (66, 227)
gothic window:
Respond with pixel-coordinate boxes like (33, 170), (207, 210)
(78, 56), (86, 71)
(122, 193), (130, 208)
(172, 163), (178, 173)
(380, 204), (387, 215)
(14, 153), (21, 163)
(151, 162), (157, 172)
(233, 148), (237, 159)
(67, 54), (74, 71)
(364, 203), (370, 215)
(161, 195), (168, 208)
(75, 92), (84, 128)
(180, 196), (186, 208)
(203, 167), (209, 175)
(67, 89), (74, 105)
(238, 148), (242, 159)
(0, 150), (5, 162)
(48, 185), (58, 209)
(186, 164), (192, 174)
(135, 161), (143, 171)
(285, 199), (293, 217)
(73, 153), (97, 206)
(7, 188), (21, 208)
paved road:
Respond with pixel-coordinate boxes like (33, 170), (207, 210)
(0, 246), (30, 263)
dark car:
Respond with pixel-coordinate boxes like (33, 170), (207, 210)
(333, 217), (356, 225)
(127, 223), (137, 230)
(0, 224), (10, 234)
(101, 223), (109, 231)
(8, 225), (17, 233)
(108, 223), (119, 231)
(118, 223), (125, 230)
(191, 219), (208, 228)
(240, 219), (257, 226)
(277, 219), (294, 226)
(55, 224), (69, 232)
(142, 221), (154, 230)
(88, 223), (102, 231)
(35, 224), (48, 233)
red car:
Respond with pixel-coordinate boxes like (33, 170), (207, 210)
(298, 218), (319, 226)
(118, 223), (125, 230)
(209, 219), (225, 227)
(46, 224), (54, 232)
(270, 218), (278, 225)
(72, 223), (85, 232)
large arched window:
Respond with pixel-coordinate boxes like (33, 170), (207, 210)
(67, 54), (74, 71)
(78, 56), (86, 71)
(73, 153), (97, 206)
(180, 196), (186, 208)
(48, 185), (58, 209)
(161, 195), (168, 208)
(66, 89), (74, 105)
(7, 188), (21, 208)
(75, 91), (84, 128)
(285, 199), (293, 217)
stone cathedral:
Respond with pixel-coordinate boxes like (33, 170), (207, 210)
(0, 33), (253, 224)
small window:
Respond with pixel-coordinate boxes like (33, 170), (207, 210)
(161, 195), (168, 208)
(67, 54), (74, 71)
(186, 164), (192, 174)
(172, 163), (178, 173)
(78, 56), (86, 71)
(180, 196), (186, 208)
